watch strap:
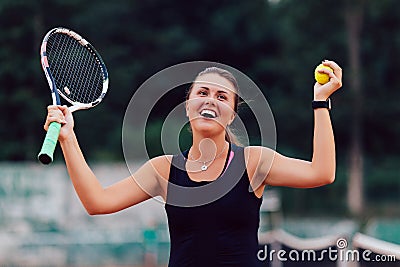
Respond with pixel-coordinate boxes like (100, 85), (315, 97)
(312, 98), (331, 110)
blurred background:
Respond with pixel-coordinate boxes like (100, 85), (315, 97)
(0, 0), (399, 266)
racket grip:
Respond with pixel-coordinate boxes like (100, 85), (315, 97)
(38, 121), (61, 164)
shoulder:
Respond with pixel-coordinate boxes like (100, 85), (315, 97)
(147, 155), (173, 180)
(138, 155), (173, 200)
(244, 146), (275, 161)
(244, 146), (276, 178)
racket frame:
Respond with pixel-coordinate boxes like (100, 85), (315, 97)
(40, 27), (109, 111)
(38, 27), (109, 164)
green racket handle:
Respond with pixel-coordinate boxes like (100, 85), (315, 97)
(38, 121), (61, 164)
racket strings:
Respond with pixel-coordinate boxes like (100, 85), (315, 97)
(46, 33), (104, 104)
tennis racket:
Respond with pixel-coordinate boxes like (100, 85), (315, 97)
(37, 27), (109, 164)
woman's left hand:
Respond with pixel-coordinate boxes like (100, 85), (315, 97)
(314, 60), (343, 100)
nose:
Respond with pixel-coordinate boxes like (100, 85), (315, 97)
(204, 96), (216, 106)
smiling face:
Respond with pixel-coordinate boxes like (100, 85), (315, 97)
(186, 72), (238, 138)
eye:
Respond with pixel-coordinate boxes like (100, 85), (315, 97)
(217, 94), (227, 100)
(198, 90), (208, 96)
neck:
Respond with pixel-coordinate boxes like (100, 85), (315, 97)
(190, 133), (228, 162)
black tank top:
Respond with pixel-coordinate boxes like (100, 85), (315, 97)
(165, 144), (262, 266)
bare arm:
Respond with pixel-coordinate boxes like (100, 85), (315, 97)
(255, 60), (342, 188)
(265, 108), (335, 188)
(45, 105), (170, 215)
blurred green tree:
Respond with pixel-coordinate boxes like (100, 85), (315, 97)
(0, 0), (399, 215)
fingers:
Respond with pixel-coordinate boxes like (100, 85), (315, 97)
(313, 60), (343, 100)
(44, 105), (67, 131)
(317, 60), (343, 89)
(321, 59), (343, 82)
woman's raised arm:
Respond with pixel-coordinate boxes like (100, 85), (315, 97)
(253, 60), (342, 188)
(44, 105), (170, 215)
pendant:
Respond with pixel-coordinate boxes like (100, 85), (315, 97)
(201, 164), (208, 171)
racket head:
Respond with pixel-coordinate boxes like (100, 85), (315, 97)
(40, 27), (109, 111)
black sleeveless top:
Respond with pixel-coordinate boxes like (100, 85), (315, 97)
(165, 144), (262, 267)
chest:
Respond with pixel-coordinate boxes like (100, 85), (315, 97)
(185, 156), (228, 182)
(165, 178), (261, 231)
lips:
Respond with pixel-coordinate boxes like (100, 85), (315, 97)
(200, 109), (217, 118)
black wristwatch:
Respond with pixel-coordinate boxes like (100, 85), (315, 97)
(312, 98), (331, 110)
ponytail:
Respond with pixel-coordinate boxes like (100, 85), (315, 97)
(225, 127), (242, 146)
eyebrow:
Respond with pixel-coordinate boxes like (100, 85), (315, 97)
(199, 86), (229, 94)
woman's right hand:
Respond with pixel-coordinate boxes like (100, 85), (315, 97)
(44, 105), (75, 142)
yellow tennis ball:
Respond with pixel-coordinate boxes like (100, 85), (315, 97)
(314, 64), (333, 84)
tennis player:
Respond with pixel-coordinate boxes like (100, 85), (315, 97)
(44, 60), (342, 266)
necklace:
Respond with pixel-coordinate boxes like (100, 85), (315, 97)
(188, 143), (228, 171)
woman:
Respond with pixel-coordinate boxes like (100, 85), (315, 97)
(44, 60), (342, 266)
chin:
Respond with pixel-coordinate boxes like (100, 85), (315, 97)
(191, 120), (225, 136)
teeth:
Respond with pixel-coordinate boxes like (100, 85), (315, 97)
(200, 109), (216, 118)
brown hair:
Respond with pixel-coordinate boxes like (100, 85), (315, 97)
(186, 67), (242, 145)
